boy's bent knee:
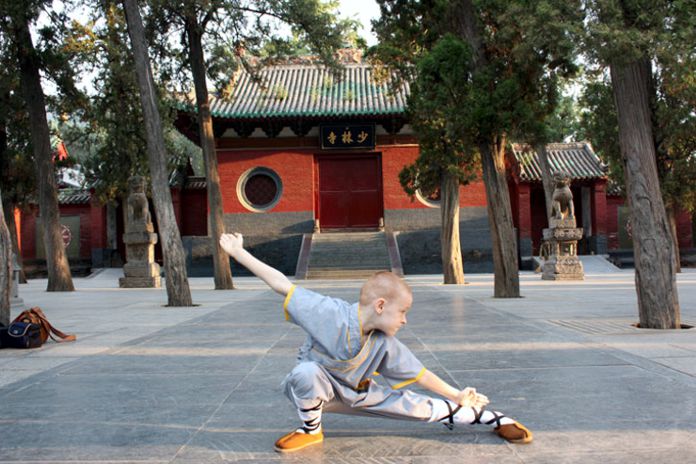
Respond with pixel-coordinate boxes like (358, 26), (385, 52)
(284, 362), (333, 401)
(288, 362), (325, 386)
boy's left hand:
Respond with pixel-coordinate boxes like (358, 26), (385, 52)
(220, 233), (244, 257)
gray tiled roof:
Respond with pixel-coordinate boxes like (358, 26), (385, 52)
(511, 142), (607, 181)
(58, 189), (91, 205)
(184, 176), (207, 190)
(182, 64), (409, 119)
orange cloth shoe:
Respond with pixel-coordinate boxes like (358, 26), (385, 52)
(274, 430), (324, 452)
(495, 421), (533, 444)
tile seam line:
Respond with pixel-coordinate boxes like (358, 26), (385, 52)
(168, 325), (295, 463)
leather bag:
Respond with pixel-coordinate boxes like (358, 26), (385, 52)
(0, 322), (43, 348)
(10, 307), (76, 345)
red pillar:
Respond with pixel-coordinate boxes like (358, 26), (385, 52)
(591, 179), (608, 253)
(517, 183), (533, 242)
(171, 187), (183, 229)
(676, 209), (693, 248)
(515, 182), (533, 257)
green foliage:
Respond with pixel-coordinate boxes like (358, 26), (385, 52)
(577, 75), (623, 190)
(0, 0), (85, 208)
(582, 0), (696, 212)
(545, 92), (580, 142)
(0, 37), (32, 207)
(373, 0), (583, 197)
(399, 35), (480, 198)
(583, 0), (667, 67)
(471, 0), (582, 145)
(62, 0), (149, 204)
(63, 0), (195, 204)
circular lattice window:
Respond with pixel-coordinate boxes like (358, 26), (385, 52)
(237, 167), (283, 212)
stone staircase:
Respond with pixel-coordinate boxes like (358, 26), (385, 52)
(302, 232), (397, 280)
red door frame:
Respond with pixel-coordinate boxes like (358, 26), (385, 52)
(314, 152), (384, 230)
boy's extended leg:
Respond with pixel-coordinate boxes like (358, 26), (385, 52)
(430, 399), (533, 443)
(325, 380), (532, 444)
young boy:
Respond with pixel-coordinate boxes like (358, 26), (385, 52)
(220, 233), (533, 453)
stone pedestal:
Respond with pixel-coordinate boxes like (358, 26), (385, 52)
(119, 224), (161, 288)
(542, 220), (584, 280)
(10, 253), (24, 311)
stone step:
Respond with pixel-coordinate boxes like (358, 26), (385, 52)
(312, 233), (385, 242)
(306, 268), (388, 279)
(311, 242), (386, 249)
(309, 250), (389, 258)
(305, 231), (392, 279)
(308, 263), (390, 271)
(309, 259), (389, 267)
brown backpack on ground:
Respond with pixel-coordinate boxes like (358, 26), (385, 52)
(12, 307), (76, 344)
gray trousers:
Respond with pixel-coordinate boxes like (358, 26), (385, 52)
(283, 361), (437, 422)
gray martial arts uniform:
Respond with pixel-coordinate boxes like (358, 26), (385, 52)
(281, 285), (439, 422)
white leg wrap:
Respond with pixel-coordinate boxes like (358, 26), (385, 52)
(433, 400), (515, 429)
(291, 387), (323, 435)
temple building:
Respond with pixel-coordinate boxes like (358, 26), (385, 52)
(13, 56), (695, 276)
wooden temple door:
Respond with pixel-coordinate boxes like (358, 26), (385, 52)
(316, 154), (383, 230)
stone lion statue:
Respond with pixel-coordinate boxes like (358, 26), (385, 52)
(551, 173), (574, 220)
(127, 175), (152, 226)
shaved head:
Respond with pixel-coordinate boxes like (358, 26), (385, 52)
(359, 271), (412, 306)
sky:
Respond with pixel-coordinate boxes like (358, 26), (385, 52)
(337, 0), (381, 46)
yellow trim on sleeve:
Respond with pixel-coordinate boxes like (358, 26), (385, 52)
(283, 285), (297, 321)
(358, 304), (364, 344)
(390, 367), (427, 390)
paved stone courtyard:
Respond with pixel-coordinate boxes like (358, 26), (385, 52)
(1, 266), (695, 463)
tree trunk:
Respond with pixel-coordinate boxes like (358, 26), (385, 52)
(186, 18), (234, 290)
(0, 189), (11, 326)
(123, 0), (193, 306)
(3, 200), (27, 283)
(609, 58), (680, 328)
(452, 0), (520, 297)
(441, 172), (465, 284)
(536, 143), (555, 220)
(665, 205), (681, 273)
(12, 11), (74, 292)
(480, 139), (521, 297)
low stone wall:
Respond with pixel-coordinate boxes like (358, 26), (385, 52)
(396, 230), (494, 274)
(182, 207), (495, 276)
(386, 207), (494, 274)
(183, 234), (303, 277)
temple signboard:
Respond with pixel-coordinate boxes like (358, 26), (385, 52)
(320, 124), (375, 150)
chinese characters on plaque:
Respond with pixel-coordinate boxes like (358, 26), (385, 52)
(320, 124), (375, 150)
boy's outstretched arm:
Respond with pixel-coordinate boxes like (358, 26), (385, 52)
(417, 369), (489, 408)
(219, 233), (293, 296)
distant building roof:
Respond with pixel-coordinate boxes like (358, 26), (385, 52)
(511, 142), (608, 182)
(179, 63), (409, 120)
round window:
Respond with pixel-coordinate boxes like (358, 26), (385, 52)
(237, 167), (283, 212)
(415, 187), (441, 208)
